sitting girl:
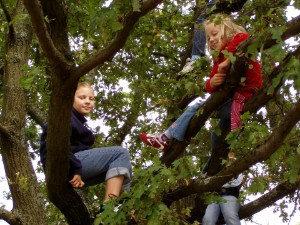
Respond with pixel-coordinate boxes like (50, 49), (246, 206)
(40, 82), (132, 203)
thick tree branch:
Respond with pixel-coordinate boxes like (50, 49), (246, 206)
(263, 15), (300, 50)
(245, 44), (300, 113)
(0, 123), (11, 138)
(206, 44), (300, 175)
(239, 180), (300, 220)
(188, 179), (300, 222)
(0, 208), (21, 225)
(26, 103), (47, 127)
(71, 0), (163, 80)
(174, 15), (300, 130)
(23, 0), (73, 70)
(163, 97), (300, 204)
(161, 15), (300, 167)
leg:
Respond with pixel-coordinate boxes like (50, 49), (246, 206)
(191, 0), (216, 58)
(205, 100), (232, 173)
(140, 101), (204, 151)
(179, 1), (215, 74)
(75, 146), (132, 193)
(231, 92), (247, 131)
(220, 195), (241, 225)
(166, 101), (204, 141)
(105, 176), (124, 201)
(211, 99), (232, 153)
(202, 202), (220, 225)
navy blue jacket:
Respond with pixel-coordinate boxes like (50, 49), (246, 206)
(39, 108), (95, 176)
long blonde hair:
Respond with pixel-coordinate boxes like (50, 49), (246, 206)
(204, 14), (247, 53)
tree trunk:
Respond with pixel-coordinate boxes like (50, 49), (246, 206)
(0, 1), (47, 224)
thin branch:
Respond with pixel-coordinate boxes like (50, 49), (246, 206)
(0, 208), (21, 225)
(71, 0), (163, 80)
(109, 86), (143, 145)
(23, 0), (73, 70)
(26, 103), (47, 127)
(239, 180), (300, 220)
(0, 0), (15, 39)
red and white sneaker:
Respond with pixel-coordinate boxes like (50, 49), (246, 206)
(139, 133), (169, 152)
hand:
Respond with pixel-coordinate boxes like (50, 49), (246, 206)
(210, 73), (227, 89)
(69, 174), (85, 188)
(218, 59), (231, 74)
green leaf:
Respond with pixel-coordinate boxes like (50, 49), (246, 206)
(222, 50), (236, 63)
(132, 0), (141, 12)
(270, 26), (286, 43)
(110, 21), (124, 32)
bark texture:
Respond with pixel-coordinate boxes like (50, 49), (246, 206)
(0, 1), (47, 224)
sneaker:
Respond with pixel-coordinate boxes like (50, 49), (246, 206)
(139, 133), (169, 152)
(179, 58), (195, 75)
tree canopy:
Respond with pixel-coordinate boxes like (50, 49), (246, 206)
(0, 0), (299, 224)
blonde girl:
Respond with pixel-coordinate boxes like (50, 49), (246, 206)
(140, 15), (262, 160)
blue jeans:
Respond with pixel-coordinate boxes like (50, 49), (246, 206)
(74, 146), (132, 192)
(191, 0), (216, 59)
(166, 99), (232, 143)
(202, 195), (241, 225)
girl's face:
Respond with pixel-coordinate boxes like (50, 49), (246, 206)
(205, 23), (226, 52)
(73, 86), (95, 115)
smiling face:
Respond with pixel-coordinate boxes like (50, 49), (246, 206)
(73, 85), (95, 116)
(205, 22), (227, 52)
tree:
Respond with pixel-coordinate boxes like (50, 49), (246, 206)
(0, 0), (47, 224)
(0, 0), (299, 224)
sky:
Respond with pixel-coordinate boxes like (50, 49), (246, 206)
(1, 2), (300, 225)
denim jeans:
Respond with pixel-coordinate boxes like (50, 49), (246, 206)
(166, 101), (204, 141)
(74, 146), (132, 192)
(202, 195), (241, 225)
(191, 0), (216, 58)
(211, 100), (232, 153)
(166, 99), (232, 143)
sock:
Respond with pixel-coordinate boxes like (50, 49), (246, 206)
(162, 132), (172, 141)
(191, 55), (200, 61)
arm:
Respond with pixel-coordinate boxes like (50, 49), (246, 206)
(69, 151), (82, 176)
(69, 174), (85, 188)
(69, 148), (85, 188)
(226, 33), (249, 53)
(223, 174), (244, 188)
(205, 61), (227, 93)
(206, 33), (249, 91)
(218, 58), (231, 74)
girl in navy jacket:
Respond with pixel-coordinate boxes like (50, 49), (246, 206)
(40, 82), (132, 202)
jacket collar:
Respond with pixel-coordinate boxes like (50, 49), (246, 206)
(72, 108), (87, 124)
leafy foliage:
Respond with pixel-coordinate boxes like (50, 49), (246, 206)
(0, 0), (300, 224)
